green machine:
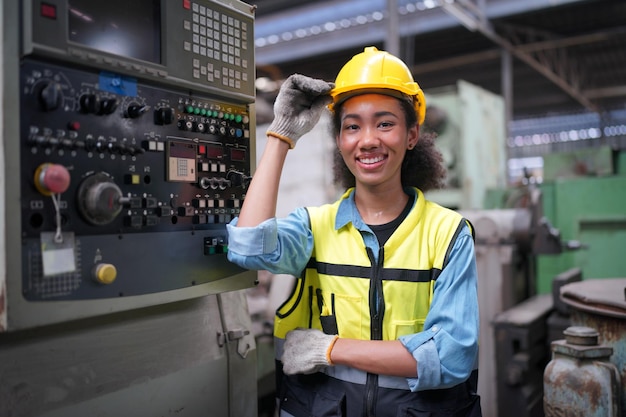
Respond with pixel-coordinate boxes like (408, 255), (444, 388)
(535, 146), (626, 293)
(489, 145), (626, 294)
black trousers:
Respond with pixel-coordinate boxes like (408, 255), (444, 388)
(277, 367), (482, 417)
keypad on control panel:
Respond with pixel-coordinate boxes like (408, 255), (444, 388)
(183, 2), (249, 90)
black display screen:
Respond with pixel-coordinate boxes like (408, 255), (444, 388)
(68, 0), (161, 64)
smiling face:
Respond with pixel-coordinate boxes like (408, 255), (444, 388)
(336, 93), (419, 191)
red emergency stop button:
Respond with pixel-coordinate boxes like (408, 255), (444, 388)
(34, 163), (71, 196)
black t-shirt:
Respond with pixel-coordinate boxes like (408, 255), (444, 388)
(368, 196), (413, 246)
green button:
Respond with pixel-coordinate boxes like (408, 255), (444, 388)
(186, 105), (194, 113)
(200, 108), (207, 116)
(235, 115), (243, 123)
(194, 108), (201, 115)
(212, 110), (219, 117)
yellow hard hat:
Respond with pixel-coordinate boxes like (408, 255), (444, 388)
(330, 46), (426, 125)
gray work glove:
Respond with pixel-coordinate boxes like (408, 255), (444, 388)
(266, 74), (334, 149)
(281, 328), (339, 375)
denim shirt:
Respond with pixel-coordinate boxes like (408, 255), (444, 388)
(226, 188), (479, 391)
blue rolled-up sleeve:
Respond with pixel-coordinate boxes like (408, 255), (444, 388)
(398, 225), (479, 391)
(226, 207), (313, 276)
(227, 217), (279, 256)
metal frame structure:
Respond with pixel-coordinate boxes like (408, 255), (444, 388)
(252, 0), (626, 120)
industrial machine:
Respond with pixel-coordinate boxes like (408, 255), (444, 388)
(473, 144), (626, 416)
(535, 146), (626, 294)
(0, 1), (258, 416)
(423, 80), (508, 210)
(459, 180), (566, 417)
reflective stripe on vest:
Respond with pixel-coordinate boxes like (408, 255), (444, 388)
(274, 188), (465, 345)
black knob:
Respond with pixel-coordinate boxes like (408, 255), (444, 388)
(155, 107), (175, 125)
(194, 122), (205, 133)
(95, 140), (107, 153)
(126, 103), (149, 118)
(99, 98), (119, 115)
(84, 137), (97, 152)
(79, 93), (101, 114)
(107, 142), (122, 154)
(177, 120), (193, 131)
(38, 81), (62, 112)
(227, 170), (250, 187)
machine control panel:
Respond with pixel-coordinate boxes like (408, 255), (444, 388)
(26, 0), (255, 98)
(2, 0), (257, 330)
(20, 58), (252, 300)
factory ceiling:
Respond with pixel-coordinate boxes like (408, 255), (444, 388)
(250, 0), (626, 125)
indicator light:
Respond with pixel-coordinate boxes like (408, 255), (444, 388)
(41, 3), (57, 19)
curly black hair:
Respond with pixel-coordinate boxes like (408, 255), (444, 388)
(330, 95), (447, 192)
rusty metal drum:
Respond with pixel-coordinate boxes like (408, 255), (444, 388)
(544, 326), (621, 416)
(558, 278), (626, 415)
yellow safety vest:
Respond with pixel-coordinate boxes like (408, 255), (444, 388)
(274, 188), (467, 343)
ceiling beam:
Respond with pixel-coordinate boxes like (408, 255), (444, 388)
(254, 0), (626, 109)
(411, 49), (502, 74)
(412, 27), (626, 76)
(584, 86), (626, 99)
(502, 25), (626, 53)
(441, 0), (599, 112)
(410, 26), (626, 104)
(254, 0), (591, 64)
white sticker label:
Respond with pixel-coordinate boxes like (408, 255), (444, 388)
(40, 232), (76, 276)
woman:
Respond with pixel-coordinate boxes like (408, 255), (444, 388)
(227, 47), (481, 417)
